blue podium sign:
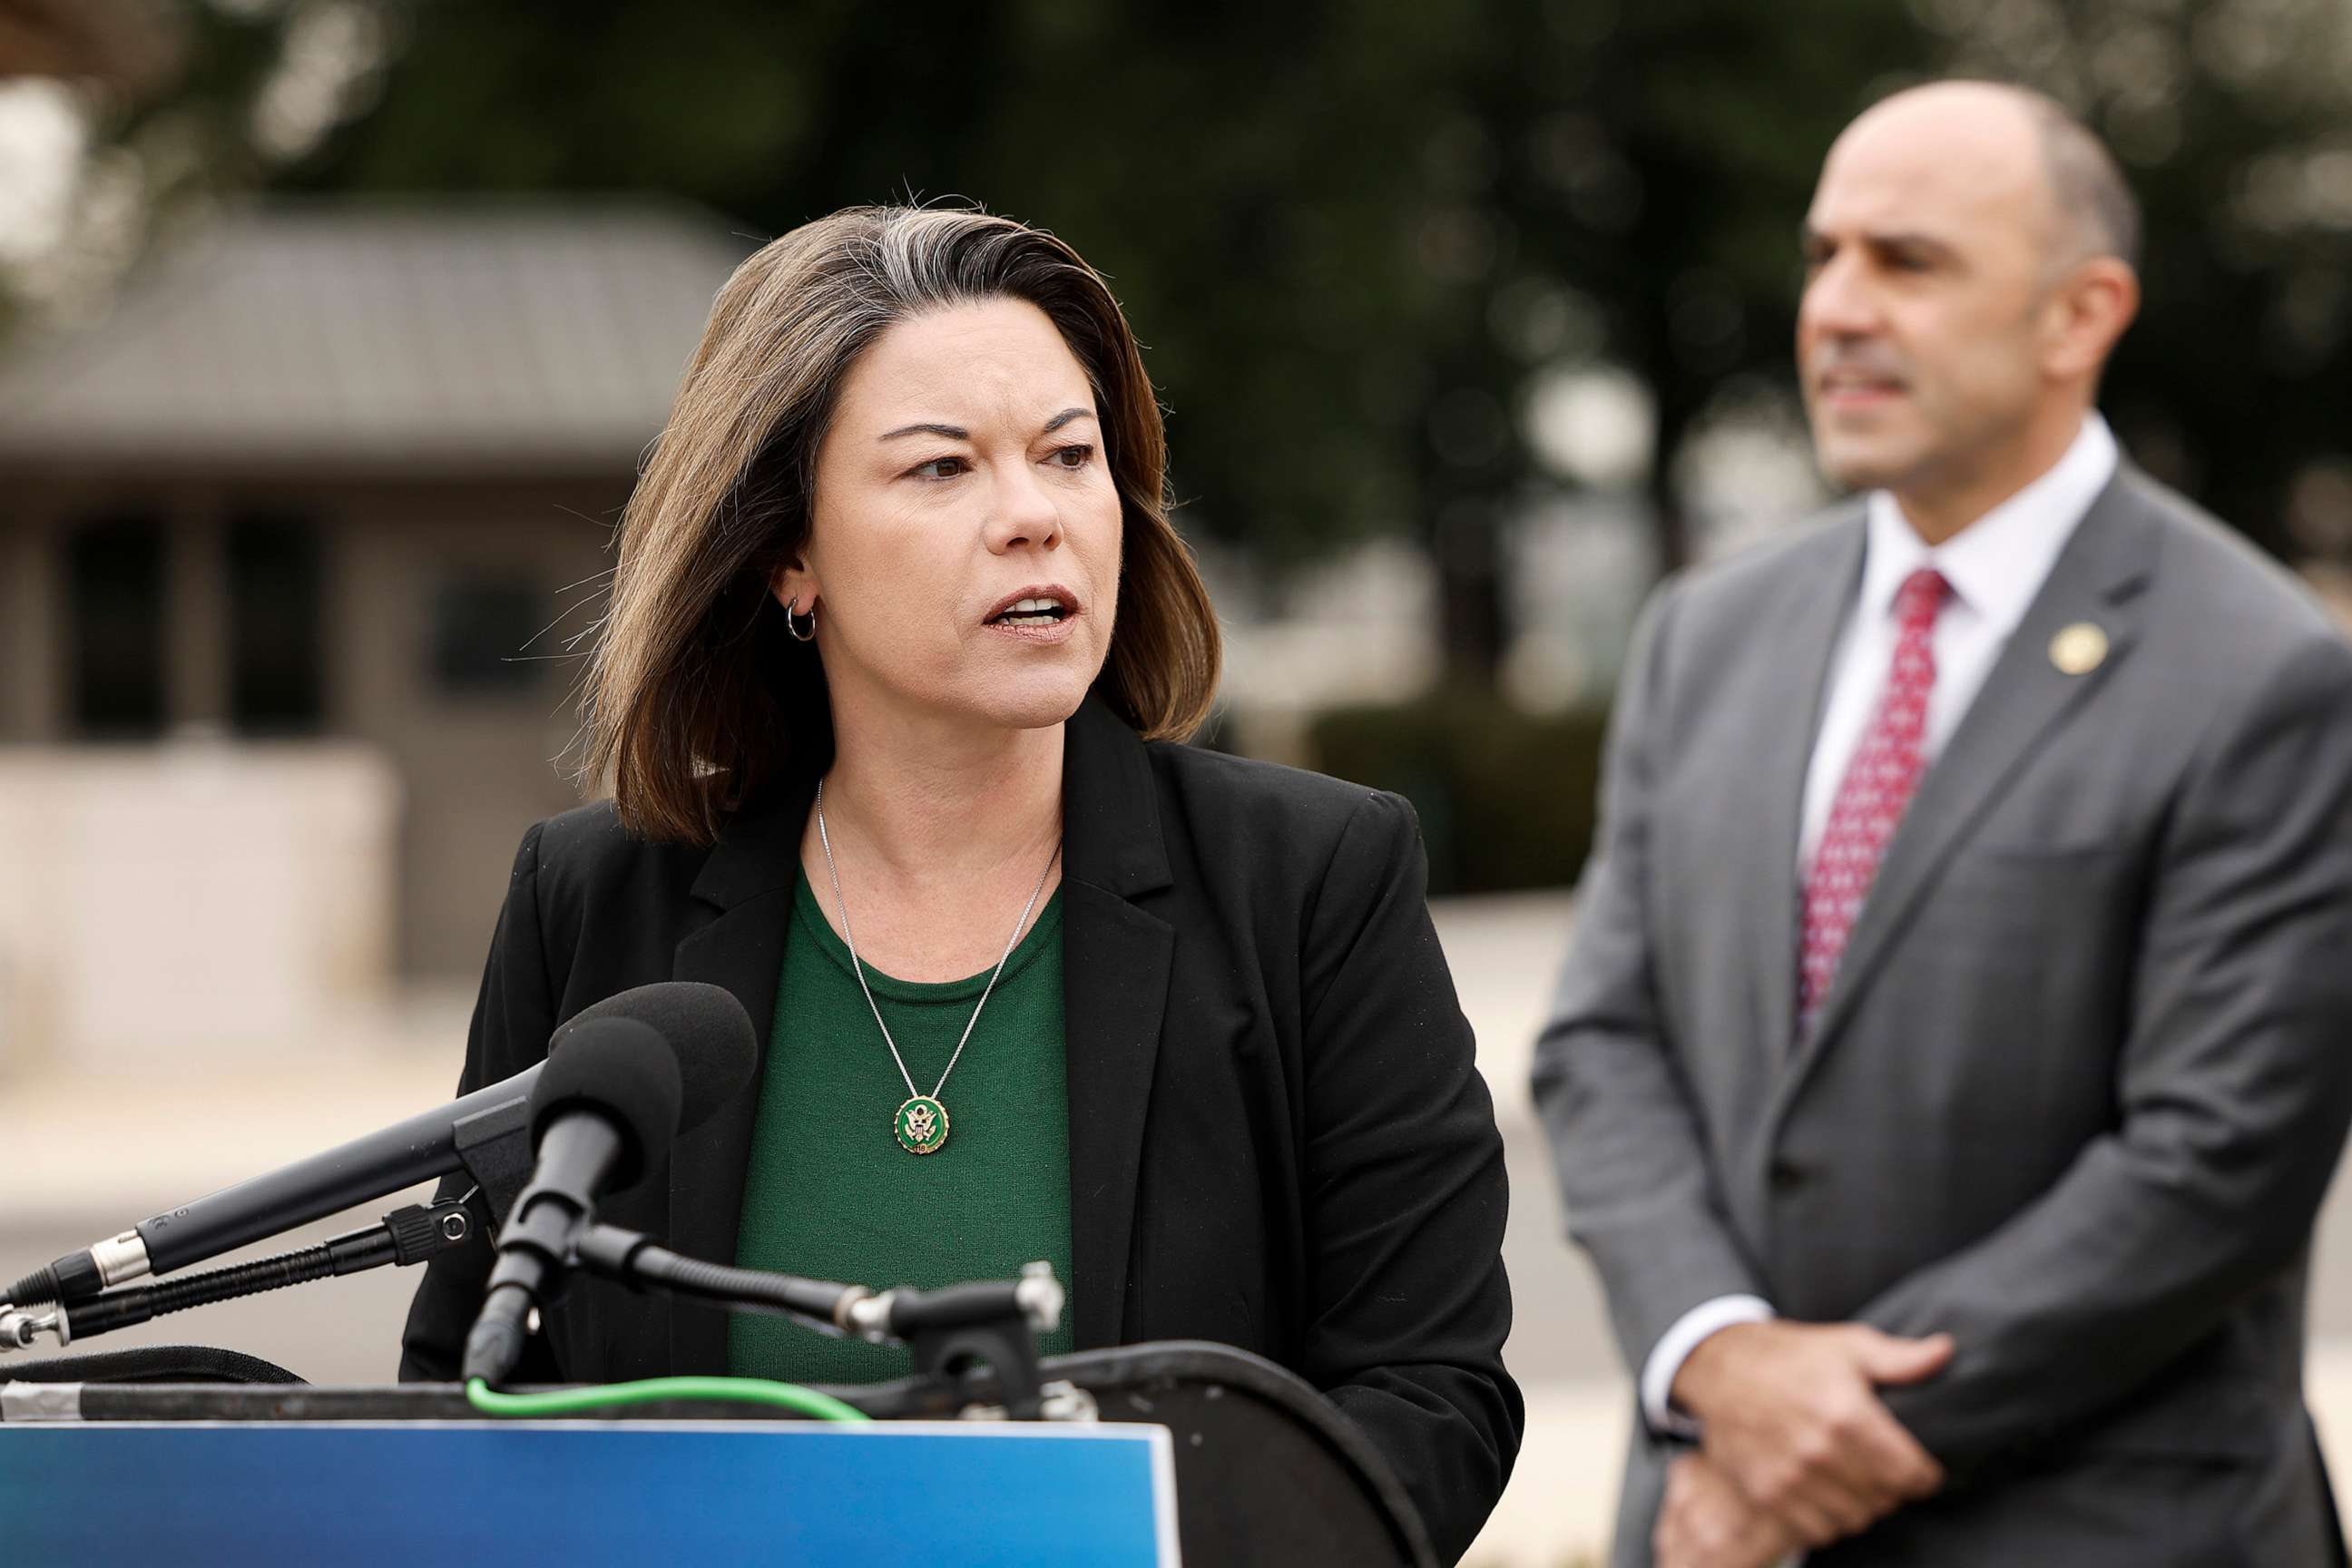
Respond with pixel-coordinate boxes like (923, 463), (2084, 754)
(0, 1419), (1181, 1566)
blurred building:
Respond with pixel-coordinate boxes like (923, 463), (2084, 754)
(0, 201), (748, 1018)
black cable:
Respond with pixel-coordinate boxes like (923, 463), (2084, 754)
(565, 1223), (1048, 1356)
(60, 1202), (467, 1343)
(573, 1225), (852, 1338)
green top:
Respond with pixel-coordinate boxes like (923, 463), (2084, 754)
(727, 871), (1075, 1384)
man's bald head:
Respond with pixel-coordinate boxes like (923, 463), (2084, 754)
(2018, 89), (2141, 271)
(1798, 79), (2142, 535)
(1837, 80), (2141, 275)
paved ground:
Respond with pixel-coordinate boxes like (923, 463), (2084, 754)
(6, 892), (2352, 1564)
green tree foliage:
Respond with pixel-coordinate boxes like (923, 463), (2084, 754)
(267, 0), (1932, 671)
(46, 0), (2352, 669)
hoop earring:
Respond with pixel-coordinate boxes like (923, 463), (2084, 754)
(784, 599), (818, 642)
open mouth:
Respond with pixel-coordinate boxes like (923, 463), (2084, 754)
(985, 590), (1079, 628)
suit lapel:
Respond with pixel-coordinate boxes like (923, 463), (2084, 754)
(1745, 516), (1869, 1064)
(1775, 471), (2157, 1104)
(1059, 698), (1174, 1349)
(665, 781), (811, 1374)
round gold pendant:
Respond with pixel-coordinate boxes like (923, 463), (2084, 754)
(894, 1096), (950, 1155)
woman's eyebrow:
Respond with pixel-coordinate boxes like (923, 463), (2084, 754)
(877, 408), (1093, 442)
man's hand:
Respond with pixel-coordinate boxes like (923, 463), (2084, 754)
(1671, 1318), (1952, 1547)
(1653, 1451), (1802, 1568)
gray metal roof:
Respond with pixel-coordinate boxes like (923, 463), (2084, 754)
(0, 200), (757, 470)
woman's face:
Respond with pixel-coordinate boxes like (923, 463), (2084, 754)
(780, 297), (1122, 738)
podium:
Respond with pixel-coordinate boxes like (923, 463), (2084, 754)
(0, 1341), (1436, 1567)
(2, 1418), (1175, 1565)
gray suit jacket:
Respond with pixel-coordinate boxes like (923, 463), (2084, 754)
(1532, 465), (2352, 1565)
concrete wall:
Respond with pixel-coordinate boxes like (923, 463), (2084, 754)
(0, 742), (399, 1076)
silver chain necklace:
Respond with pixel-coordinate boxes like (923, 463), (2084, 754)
(814, 776), (1060, 1156)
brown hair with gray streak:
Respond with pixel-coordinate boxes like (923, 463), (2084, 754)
(580, 205), (1222, 846)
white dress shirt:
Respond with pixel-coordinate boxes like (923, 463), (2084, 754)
(1639, 414), (2121, 1437)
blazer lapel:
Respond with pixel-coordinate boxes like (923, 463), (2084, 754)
(665, 780), (811, 1374)
(1776, 470), (2157, 1103)
(654, 700), (1172, 1365)
(1745, 514), (1869, 1064)
(1059, 698), (1175, 1350)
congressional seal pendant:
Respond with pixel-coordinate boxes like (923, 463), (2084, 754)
(895, 1096), (950, 1155)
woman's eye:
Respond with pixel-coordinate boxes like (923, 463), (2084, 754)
(1047, 443), (1093, 470)
(912, 456), (968, 479)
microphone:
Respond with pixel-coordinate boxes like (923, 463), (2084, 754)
(4, 983), (758, 1312)
(5, 1064), (549, 1311)
(460, 1017), (681, 1385)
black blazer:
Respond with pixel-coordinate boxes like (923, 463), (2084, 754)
(399, 697), (1522, 1561)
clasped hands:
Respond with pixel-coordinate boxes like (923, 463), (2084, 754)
(1652, 1320), (1953, 1568)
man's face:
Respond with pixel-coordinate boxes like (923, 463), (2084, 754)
(1797, 93), (2061, 498)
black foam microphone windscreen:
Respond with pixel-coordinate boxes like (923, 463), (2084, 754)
(525, 1016), (683, 1191)
(551, 981), (759, 1136)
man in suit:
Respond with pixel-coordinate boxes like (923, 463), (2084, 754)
(1533, 79), (2352, 1567)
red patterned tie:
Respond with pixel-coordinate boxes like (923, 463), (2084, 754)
(1798, 566), (1950, 1040)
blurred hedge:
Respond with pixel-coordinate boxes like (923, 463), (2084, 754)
(1307, 689), (1607, 897)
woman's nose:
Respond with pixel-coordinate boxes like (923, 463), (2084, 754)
(985, 467), (1063, 553)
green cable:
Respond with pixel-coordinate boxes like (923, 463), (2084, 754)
(466, 1375), (872, 1424)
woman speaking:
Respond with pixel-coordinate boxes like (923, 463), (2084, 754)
(399, 205), (1520, 1559)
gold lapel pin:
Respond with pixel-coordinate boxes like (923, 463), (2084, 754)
(2050, 622), (2109, 675)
